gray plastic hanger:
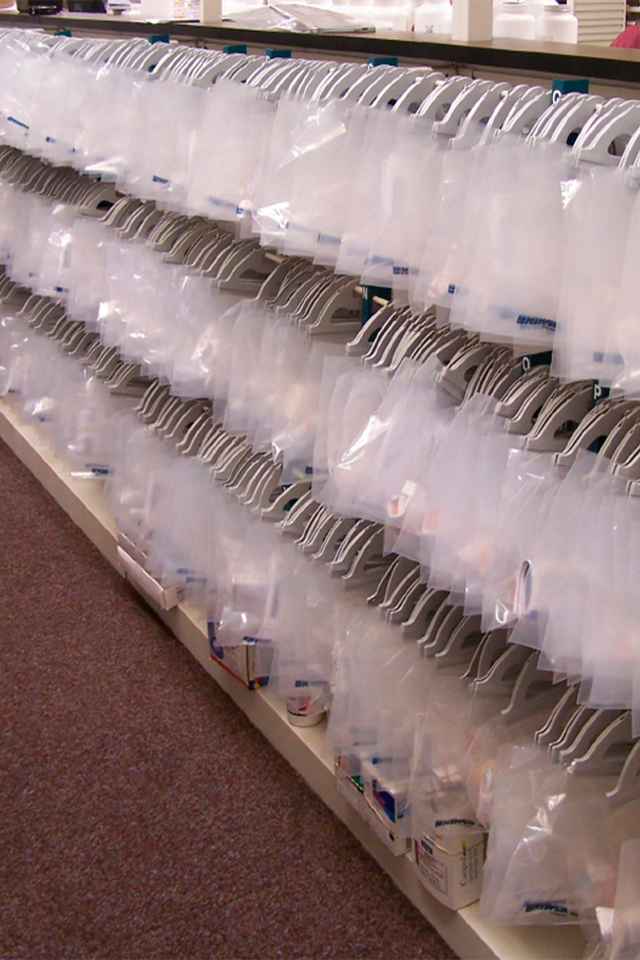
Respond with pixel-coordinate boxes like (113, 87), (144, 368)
(569, 711), (635, 777)
(555, 397), (638, 472)
(481, 84), (544, 141)
(176, 407), (214, 456)
(346, 302), (402, 358)
(303, 278), (363, 339)
(549, 702), (598, 760)
(463, 628), (511, 683)
(437, 340), (496, 402)
(314, 62), (371, 103)
(369, 554), (414, 605)
(294, 503), (335, 552)
(524, 381), (593, 452)
(328, 519), (380, 576)
(385, 315), (436, 371)
(284, 272), (336, 323)
(298, 506), (341, 555)
(341, 527), (391, 588)
(500, 654), (565, 723)
(244, 461), (284, 513)
(496, 368), (555, 433)
(384, 571), (426, 624)
(362, 308), (412, 367)
(216, 244), (277, 295)
(434, 613), (484, 668)
(391, 71), (444, 115)
(421, 600), (464, 656)
(558, 707), (627, 765)
(575, 99), (640, 167)
(401, 587), (450, 639)
(260, 480), (311, 521)
(600, 409), (640, 466)
(472, 642), (531, 696)
(535, 683), (580, 746)
(500, 89), (553, 138)
(278, 491), (322, 537)
(226, 451), (272, 499)
(607, 736), (640, 805)
(433, 79), (497, 139)
(369, 68), (436, 113)
(415, 75), (471, 124)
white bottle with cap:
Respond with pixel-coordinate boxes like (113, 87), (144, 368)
(493, 0), (536, 38)
(535, 0), (578, 42)
(414, 0), (453, 34)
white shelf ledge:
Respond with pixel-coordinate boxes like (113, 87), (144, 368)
(0, 398), (587, 960)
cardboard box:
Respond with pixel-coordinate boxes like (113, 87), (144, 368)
(412, 810), (487, 910)
(117, 544), (179, 611)
(335, 752), (369, 819)
(207, 621), (272, 691)
(362, 761), (410, 857)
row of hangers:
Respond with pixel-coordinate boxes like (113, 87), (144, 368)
(9, 25), (640, 181)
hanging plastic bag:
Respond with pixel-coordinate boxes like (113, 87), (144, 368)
(186, 79), (276, 224)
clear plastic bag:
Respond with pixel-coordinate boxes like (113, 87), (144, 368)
(611, 839), (640, 959)
(363, 111), (444, 294)
(448, 132), (521, 336)
(311, 352), (361, 498)
(145, 456), (215, 604)
(317, 364), (390, 514)
(483, 745), (640, 927)
(479, 745), (577, 926)
(460, 138), (570, 347)
(283, 98), (361, 264)
(419, 393), (494, 580)
(607, 179), (640, 397)
(125, 77), (207, 209)
(166, 277), (240, 400)
(553, 165), (635, 385)
(186, 79), (276, 224)
(412, 119), (489, 313)
(336, 107), (399, 280)
(79, 65), (147, 183)
(353, 357), (455, 532)
(481, 449), (560, 631)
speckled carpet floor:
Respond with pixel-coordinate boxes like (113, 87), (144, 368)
(0, 437), (458, 960)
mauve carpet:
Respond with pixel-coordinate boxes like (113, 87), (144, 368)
(0, 436), (458, 960)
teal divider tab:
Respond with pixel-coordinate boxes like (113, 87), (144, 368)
(223, 43), (247, 54)
(520, 350), (553, 374)
(368, 55), (398, 67)
(266, 48), (291, 58)
(552, 77), (589, 100)
(361, 284), (392, 324)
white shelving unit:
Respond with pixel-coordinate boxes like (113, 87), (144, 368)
(0, 397), (588, 960)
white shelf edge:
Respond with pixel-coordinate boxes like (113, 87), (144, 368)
(0, 398), (587, 960)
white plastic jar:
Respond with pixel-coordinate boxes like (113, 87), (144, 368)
(535, 0), (578, 42)
(414, 0), (453, 34)
(493, 0), (536, 38)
